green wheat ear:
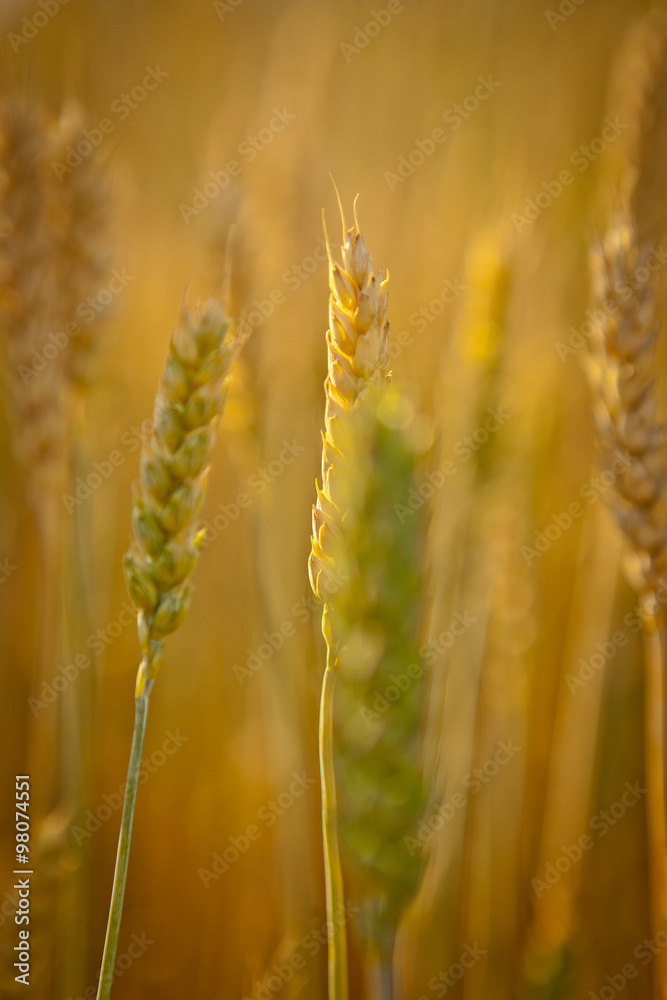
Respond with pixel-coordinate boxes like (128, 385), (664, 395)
(326, 387), (428, 976)
(123, 297), (237, 697)
(96, 295), (236, 1000)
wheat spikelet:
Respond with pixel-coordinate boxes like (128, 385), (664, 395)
(308, 199), (390, 609)
(326, 390), (427, 964)
(123, 297), (236, 696)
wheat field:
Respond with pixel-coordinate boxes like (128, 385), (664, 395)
(0, 1), (666, 998)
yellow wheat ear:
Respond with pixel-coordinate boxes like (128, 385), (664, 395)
(309, 196), (390, 605)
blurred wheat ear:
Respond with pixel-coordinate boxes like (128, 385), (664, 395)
(327, 389), (428, 1000)
(0, 94), (110, 1000)
(585, 13), (667, 995)
(96, 296), (237, 1000)
(585, 211), (667, 1000)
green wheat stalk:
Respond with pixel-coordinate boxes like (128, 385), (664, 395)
(96, 297), (236, 1000)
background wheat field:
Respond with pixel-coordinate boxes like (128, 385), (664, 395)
(0, 0), (664, 998)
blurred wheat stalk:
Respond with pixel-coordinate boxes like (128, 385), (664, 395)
(0, 94), (109, 999)
(585, 10), (667, 998)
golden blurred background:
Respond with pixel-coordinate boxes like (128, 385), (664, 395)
(0, 0), (663, 997)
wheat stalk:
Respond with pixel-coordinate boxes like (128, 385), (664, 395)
(309, 197), (390, 1000)
(96, 296), (236, 1000)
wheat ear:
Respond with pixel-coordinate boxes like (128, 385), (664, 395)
(96, 297), (236, 1000)
(586, 212), (667, 1000)
(0, 97), (67, 505)
(587, 19), (667, 991)
(0, 95), (111, 998)
(309, 198), (390, 1000)
(51, 102), (111, 394)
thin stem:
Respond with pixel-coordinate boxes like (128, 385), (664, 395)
(642, 613), (667, 1000)
(365, 949), (394, 1000)
(319, 647), (348, 1000)
(96, 676), (152, 1000)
